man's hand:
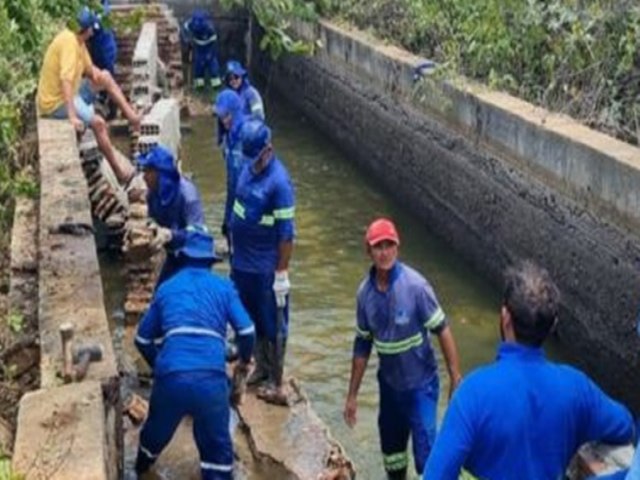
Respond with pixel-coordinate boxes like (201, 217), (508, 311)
(69, 114), (85, 133)
(448, 374), (462, 401)
(230, 361), (250, 407)
(125, 172), (147, 201)
(150, 226), (172, 251)
(273, 270), (290, 308)
(343, 396), (358, 428)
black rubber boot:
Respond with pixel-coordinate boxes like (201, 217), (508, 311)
(247, 337), (269, 387)
(386, 468), (407, 480)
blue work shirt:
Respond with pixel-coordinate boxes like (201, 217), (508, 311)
(230, 156), (295, 274)
(353, 261), (447, 391)
(135, 265), (255, 377)
(221, 114), (249, 227)
(424, 342), (635, 480)
(147, 176), (205, 253)
(238, 81), (265, 120)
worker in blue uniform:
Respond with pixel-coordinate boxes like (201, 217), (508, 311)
(137, 144), (206, 285)
(424, 261), (636, 480)
(213, 89), (248, 249)
(230, 118), (294, 405)
(88, 0), (117, 75)
(225, 60), (265, 120)
(183, 9), (221, 89)
(87, 1), (118, 119)
(344, 218), (462, 479)
(134, 227), (255, 480)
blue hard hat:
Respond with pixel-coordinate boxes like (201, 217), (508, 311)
(178, 225), (221, 262)
(240, 119), (271, 162)
(213, 89), (242, 118)
(225, 60), (247, 79)
(136, 145), (177, 174)
(77, 6), (99, 31)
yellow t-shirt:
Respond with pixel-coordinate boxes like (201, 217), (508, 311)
(36, 29), (93, 115)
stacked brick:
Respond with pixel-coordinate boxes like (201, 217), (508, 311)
(77, 130), (128, 246)
(138, 98), (181, 159)
(131, 22), (159, 109)
(111, 3), (184, 100)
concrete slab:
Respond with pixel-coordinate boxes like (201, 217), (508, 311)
(12, 381), (110, 479)
(37, 119), (118, 388)
(237, 381), (355, 480)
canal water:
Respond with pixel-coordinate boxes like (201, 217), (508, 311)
(181, 96), (501, 479)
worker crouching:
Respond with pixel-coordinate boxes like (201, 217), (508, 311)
(134, 227), (255, 479)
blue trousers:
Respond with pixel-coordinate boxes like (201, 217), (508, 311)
(135, 371), (233, 480)
(378, 374), (439, 476)
(230, 269), (289, 342)
(193, 45), (221, 82)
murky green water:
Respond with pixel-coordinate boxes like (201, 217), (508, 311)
(180, 98), (501, 479)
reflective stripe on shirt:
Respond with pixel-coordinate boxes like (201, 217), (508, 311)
(424, 306), (445, 330)
(374, 331), (423, 355)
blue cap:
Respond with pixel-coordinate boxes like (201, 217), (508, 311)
(77, 6), (99, 31)
(240, 119), (271, 162)
(213, 89), (242, 118)
(136, 145), (177, 174)
(179, 225), (221, 262)
(225, 60), (247, 79)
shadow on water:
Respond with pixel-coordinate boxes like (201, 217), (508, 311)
(99, 95), (570, 479)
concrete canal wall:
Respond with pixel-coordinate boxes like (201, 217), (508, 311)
(12, 120), (120, 479)
(256, 20), (640, 409)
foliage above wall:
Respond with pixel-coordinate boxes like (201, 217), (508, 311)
(317, 0), (640, 146)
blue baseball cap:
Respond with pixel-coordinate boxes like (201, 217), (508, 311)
(240, 118), (271, 163)
(225, 60), (247, 79)
(77, 6), (100, 31)
(213, 89), (242, 118)
(136, 145), (177, 174)
(178, 226), (221, 262)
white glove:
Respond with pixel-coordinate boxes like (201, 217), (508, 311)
(150, 226), (172, 251)
(273, 270), (290, 308)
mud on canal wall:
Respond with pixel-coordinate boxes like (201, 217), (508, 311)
(256, 20), (640, 409)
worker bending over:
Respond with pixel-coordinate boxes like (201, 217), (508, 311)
(134, 227), (254, 479)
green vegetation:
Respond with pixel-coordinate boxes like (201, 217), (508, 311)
(221, 0), (319, 58)
(0, 0), (88, 237)
(316, 0), (640, 145)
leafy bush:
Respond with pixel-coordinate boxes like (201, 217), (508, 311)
(0, 0), (86, 233)
(316, 0), (640, 145)
(221, 0), (319, 58)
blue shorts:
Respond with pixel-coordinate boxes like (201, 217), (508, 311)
(378, 374), (439, 475)
(48, 79), (96, 125)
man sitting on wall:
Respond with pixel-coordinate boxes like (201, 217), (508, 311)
(37, 6), (141, 187)
(424, 260), (636, 480)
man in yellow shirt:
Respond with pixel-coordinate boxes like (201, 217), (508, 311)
(37, 7), (141, 186)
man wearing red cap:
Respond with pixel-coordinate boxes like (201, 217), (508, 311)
(344, 218), (462, 479)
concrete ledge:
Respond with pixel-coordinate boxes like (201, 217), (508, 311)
(12, 381), (111, 479)
(37, 119), (118, 388)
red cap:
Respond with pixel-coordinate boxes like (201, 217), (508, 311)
(365, 218), (400, 246)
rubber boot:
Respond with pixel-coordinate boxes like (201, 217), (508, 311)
(386, 467), (407, 480)
(247, 337), (269, 387)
